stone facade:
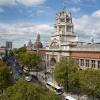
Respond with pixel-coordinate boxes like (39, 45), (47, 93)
(27, 8), (100, 70)
(45, 8), (78, 71)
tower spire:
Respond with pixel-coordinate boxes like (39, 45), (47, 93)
(36, 32), (40, 42)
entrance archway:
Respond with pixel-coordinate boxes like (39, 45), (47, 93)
(50, 58), (56, 66)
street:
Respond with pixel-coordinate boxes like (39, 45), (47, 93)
(6, 55), (22, 81)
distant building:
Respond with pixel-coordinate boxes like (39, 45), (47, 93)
(6, 41), (12, 49)
(34, 33), (43, 49)
(0, 47), (5, 54)
(26, 40), (33, 51)
(26, 33), (44, 56)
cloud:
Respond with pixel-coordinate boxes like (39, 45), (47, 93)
(17, 0), (46, 6)
(0, 0), (15, 6)
(0, 23), (53, 48)
(71, 7), (81, 13)
(73, 10), (100, 42)
(0, 23), (53, 35)
(0, 0), (46, 6)
(64, 0), (96, 4)
(92, 10), (100, 17)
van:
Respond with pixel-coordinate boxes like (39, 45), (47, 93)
(65, 96), (77, 100)
(46, 81), (63, 95)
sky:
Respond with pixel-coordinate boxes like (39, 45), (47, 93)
(0, 0), (100, 48)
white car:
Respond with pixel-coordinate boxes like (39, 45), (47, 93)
(25, 75), (32, 82)
(65, 96), (76, 100)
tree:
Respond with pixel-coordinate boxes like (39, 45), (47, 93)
(3, 81), (58, 100)
(13, 47), (26, 54)
(18, 52), (42, 71)
(54, 57), (79, 92)
(79, 69), (100, 99)
(0, 60), (12, 94)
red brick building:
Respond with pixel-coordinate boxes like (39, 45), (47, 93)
(70, 43), (100, 69)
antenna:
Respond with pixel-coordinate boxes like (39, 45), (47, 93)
(91, 33), (95, 43)
(91, 30), (95, 43)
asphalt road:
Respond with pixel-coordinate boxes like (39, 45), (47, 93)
(6, 55), (22, 80)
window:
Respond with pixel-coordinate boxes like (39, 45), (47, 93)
(67, 26), (72, 32)
(98, 61), (100, 69)
(86, 60), (89, 67)
(91, 60), (95, 68)
(80, 59), (84, 66)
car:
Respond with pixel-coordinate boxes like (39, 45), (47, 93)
(65, 96), (76, 100)
(25, 75), (32, 82)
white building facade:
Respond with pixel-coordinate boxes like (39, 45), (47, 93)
(46, 9), (78, 71)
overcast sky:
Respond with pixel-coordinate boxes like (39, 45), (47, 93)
(0, 0), (100, 48)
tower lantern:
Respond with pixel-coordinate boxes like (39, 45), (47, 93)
(55, 9), (74, 34)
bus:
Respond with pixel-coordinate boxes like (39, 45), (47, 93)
(46, 81), (63, 95)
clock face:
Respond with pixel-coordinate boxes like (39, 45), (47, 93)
(49, 39), (59, 49)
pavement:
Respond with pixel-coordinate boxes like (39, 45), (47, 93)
(34, 71), (93, 100)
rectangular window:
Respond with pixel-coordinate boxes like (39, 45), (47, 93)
(80, 59), (84, 66)
(86, 60), (89, 67)
(98, 61), (100, 69)
(67, 26), (72, 32)
(91, 60), (95, 68)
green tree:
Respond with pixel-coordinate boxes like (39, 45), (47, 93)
(18, 52), (41, 71)
(13, 47), (26, 54)
(79, 69), (100, 99)
(3, 81), (58, 100)
(0, 60), (12, 94)
(54, 57), (79, 92)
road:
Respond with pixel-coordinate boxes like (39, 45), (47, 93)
(6, 55), (22, 80)
(32, 71), (91, 100)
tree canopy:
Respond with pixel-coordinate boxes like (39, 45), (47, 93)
(0, 60), (12, 94)
(79, 69), (100, 98)
(18, 52), (41, 70)
(54, 58), (79, 92)
(13, 47), (26, 54)
(3, 81), (58, 100)
(54, 57), (100, 99)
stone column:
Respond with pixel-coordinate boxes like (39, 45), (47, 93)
(89, 60), (92, 69)
(84, 59), (86, 68)
(78, 59), (81, 69)
(65, 25), (67, 33)
(95, 60), (98, 69)
(57, 25), (59, 32)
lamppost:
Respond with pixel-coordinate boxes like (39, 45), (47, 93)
(44, 60), (47, 82)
